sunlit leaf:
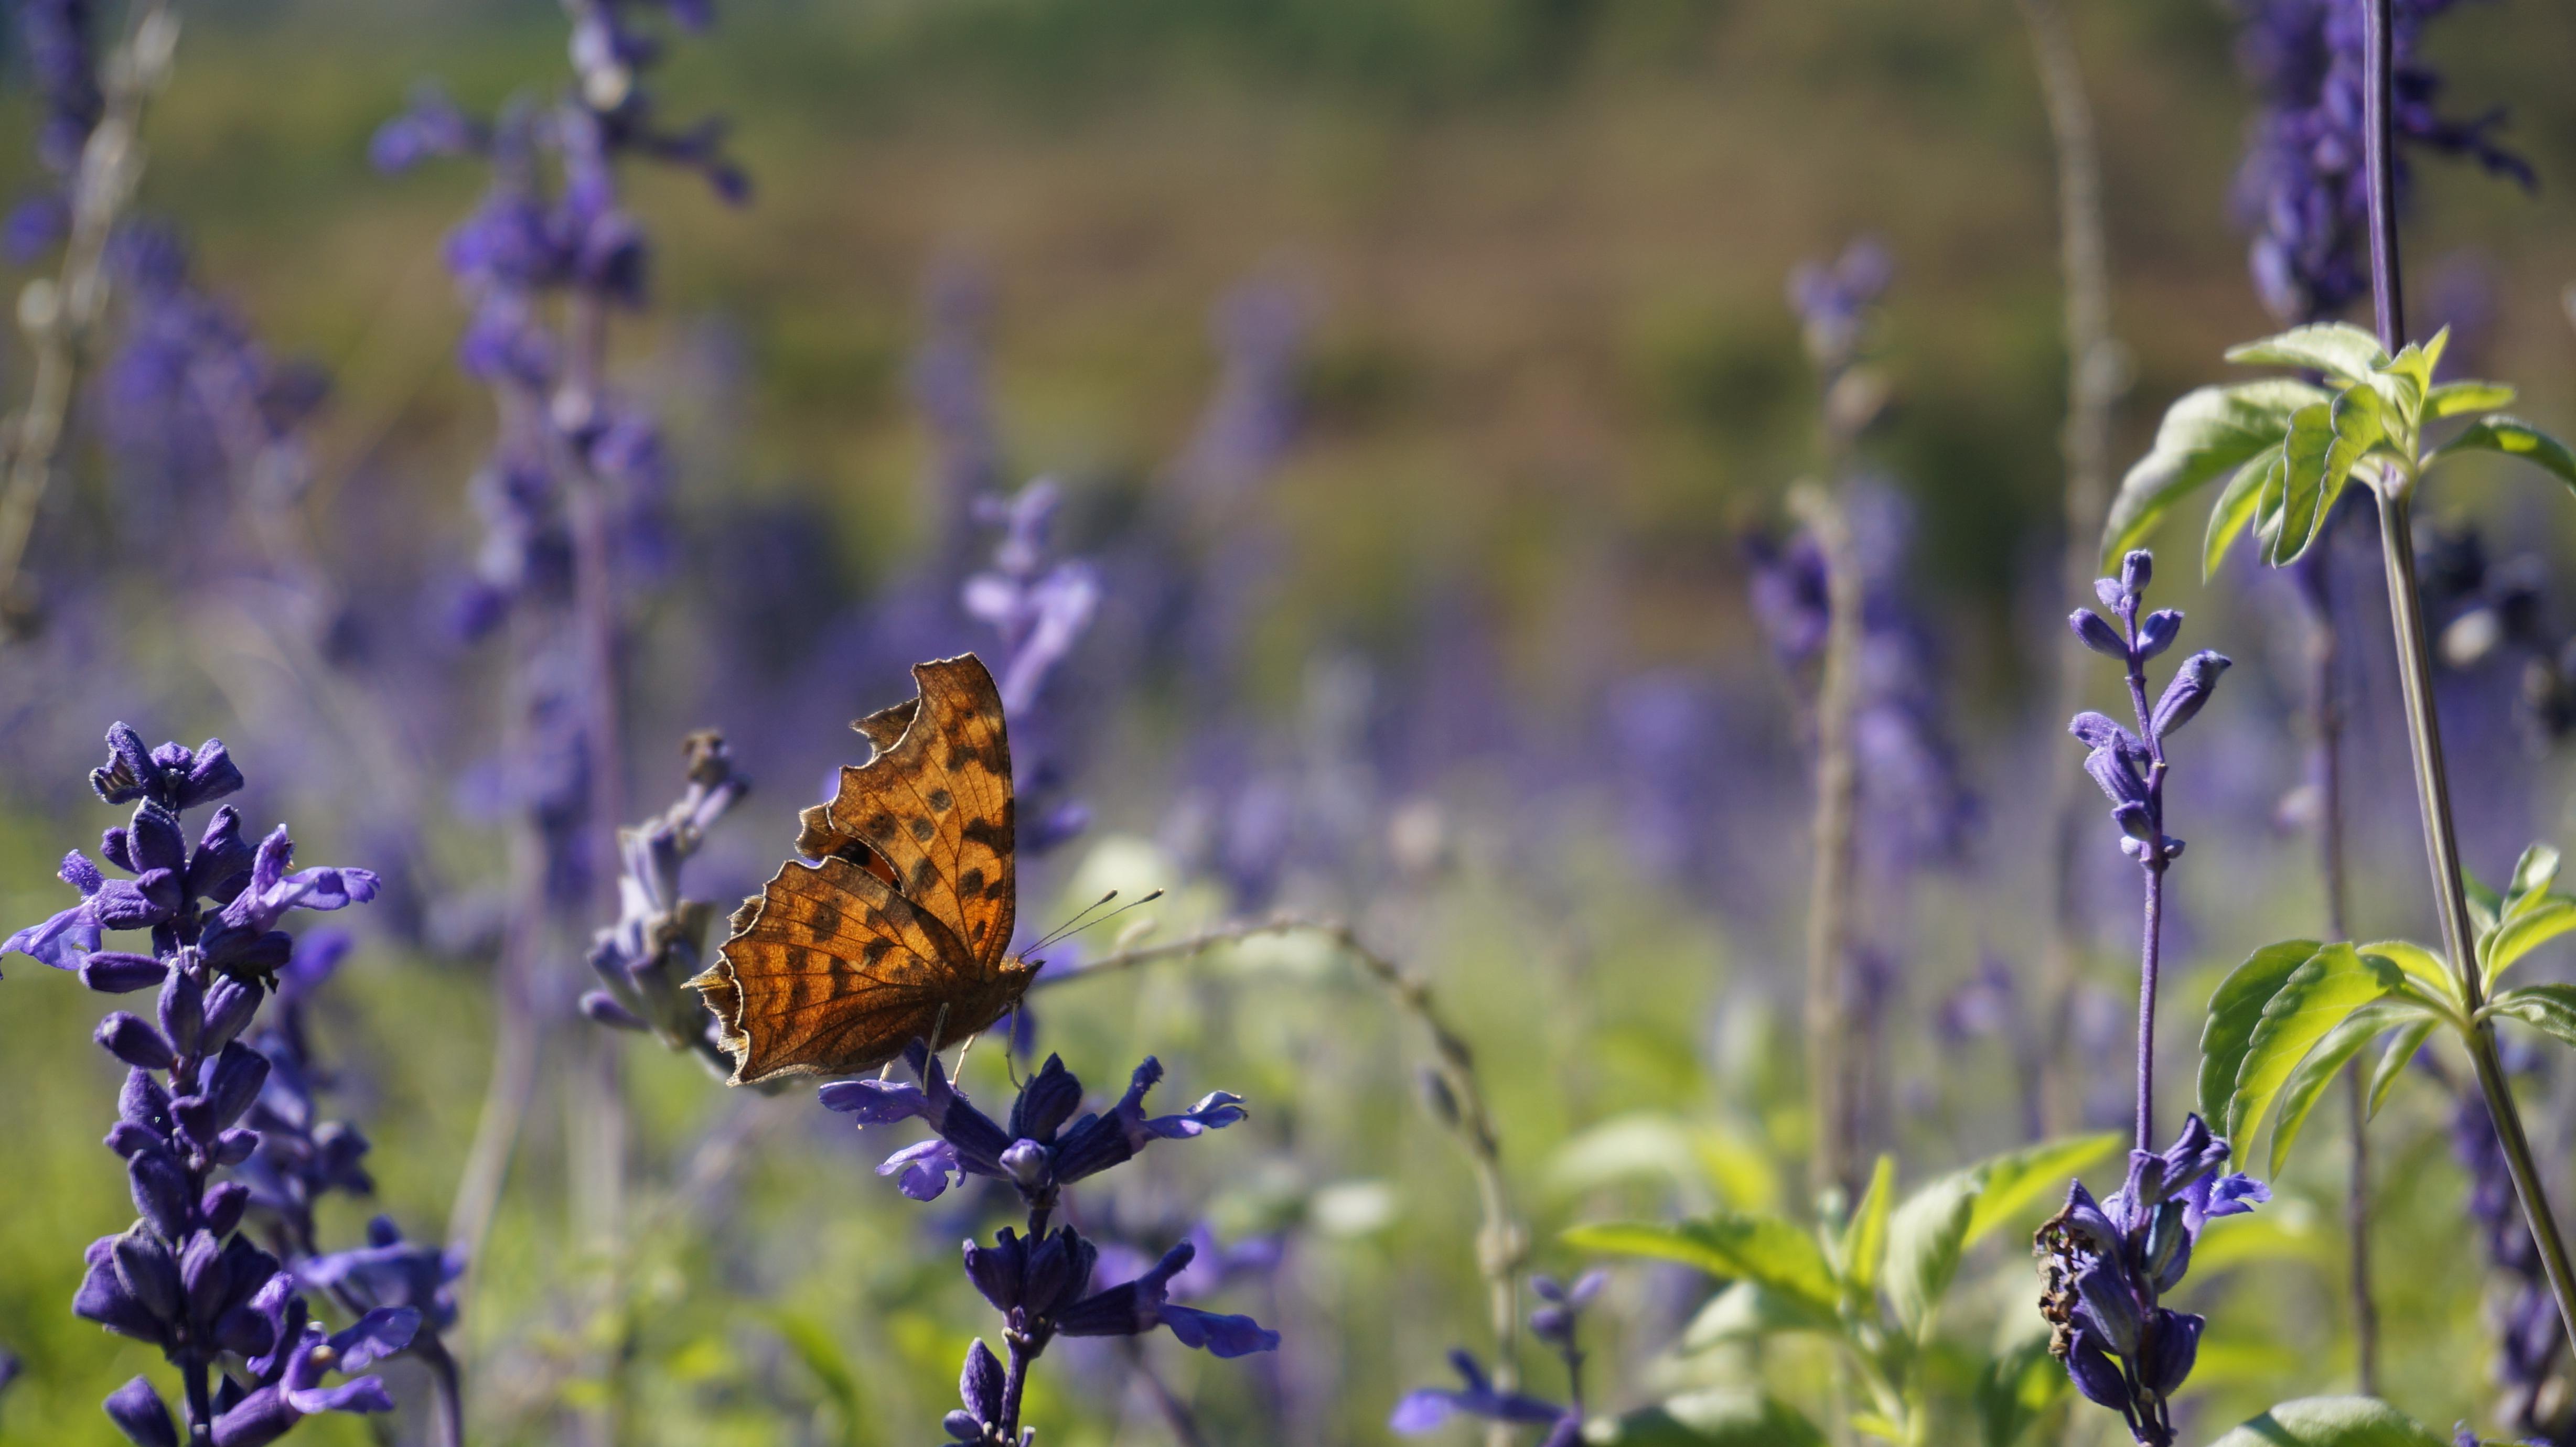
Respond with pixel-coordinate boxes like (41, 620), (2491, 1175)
(2223, 322), (2391, 383)
(2485, 901), (2576, 987)
(2485, 984), (2576, 1052)
(2230, 943), (2401, 1148)
(2205, 444), (2283, 578)
(2267, 999), (2429, 1177)
(2427, 380), (2516, 418)
(1840, 1153), (1895, 1297)
(2428, 415), (2576, 493)
(1588, 1388), (1829, 1446)
(2104, 379), (2325, 564)
(2367, 1017), (2437, 1120)
(1678, 1279), (1840, 1352)
(1563, 1214), (1839, 1315)
(2505, 845), (2563, 919)
(1960, 1133), (2121, 1245)
(1976, 1327), (2066, 1447)
(1883, 1171), (1977, 1336)
(2356, 941), (2455, 1009)
(2199, 940), (2323, 1130)
(2264, 390), (2378, 567)
(2203, 1396), (2451, 1446)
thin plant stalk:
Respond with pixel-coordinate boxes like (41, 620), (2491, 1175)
(2015, 0), (2122, 1142)
(2304, 554), (2379, 1393)
(2117, 622), (2172, 1153)
(2359, 0), (2576, 1354)
(0, 0), (178, 628)
(1791, 481), (1864, 1201)
(1035, 916), (1528, 1440)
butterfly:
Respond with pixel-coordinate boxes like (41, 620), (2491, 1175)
(692, 653), (1033, 1085)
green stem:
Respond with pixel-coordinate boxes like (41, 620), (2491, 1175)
(2370, 481), (2576, 1353)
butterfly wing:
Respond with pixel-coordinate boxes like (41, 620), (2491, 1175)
(822, 654), (1017, 970)
(694, 855), (975, 1083)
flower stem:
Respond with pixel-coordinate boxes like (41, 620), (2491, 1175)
(1791, 480), (1863, 1201)
(999, 1340), (1032, 1441)
(2015, 0), (2122, 1142)
(2136, 862), (2163, 1153)
(2356, 0), (2576, 1361)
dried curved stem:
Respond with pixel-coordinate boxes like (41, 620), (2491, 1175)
(1042, 916), (1529, 1434)
(0, 0), (179, 630)
(1789, 482), (1863, 1203)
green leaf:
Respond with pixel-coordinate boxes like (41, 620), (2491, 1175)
(1882, 1171), (1977, 1337)
(2485, 984), (2576, 1051)
(1678, 1279), (1841, 1351)
(2486, 901), (2576, 987)
(1976, 1329), (2068, 1447)
(2465, 874), (2503, 940)
(767, 1309), (868, 1447)
(2205, 444), (2284, 578)
(1839, 1154), (1894, 1297)
(2203, 1396), (2452, 1446)
(2104, 379), (2325, 563)
(2230, 943), (2402, 1147)
(2428, 415), (2576, 492)
(1960, 1133), (2122, 1244)
(2427, 380), (2516, 418)
(2357, 941), (2459, 1011)
(2267, 999), (2430, 1176)
(2200, 940), (2324, 1130)
(2264, 390), (2379, 567)
(1564, 1215), (1839, 1315)
(2367, 1017), (2437, 1120)
(2369, 331), (2440, 424)
(2505, 845), (2563, 918)
(1588, 1388), (1829, 1446)
(2224, 322), (2392, 383)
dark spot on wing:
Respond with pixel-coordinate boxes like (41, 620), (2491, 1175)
(909, 816), (934, 843)
(809, 903), (840, 941)
(927, 788), (952, 812)
(863, 938), (894, 965)
(909, 858), (937, 891)
(959, 869), (983, 898)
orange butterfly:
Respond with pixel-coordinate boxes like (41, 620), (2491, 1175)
(692, 654), (1034, 1085)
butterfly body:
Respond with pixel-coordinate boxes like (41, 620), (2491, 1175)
(692, 654), (1027, 1085)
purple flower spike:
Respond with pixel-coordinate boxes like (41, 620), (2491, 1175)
(103, 1376), (179, 1447)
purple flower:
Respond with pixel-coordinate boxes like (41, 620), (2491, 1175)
(206, 1303), (415, 1447)
(582, 733), (748, 1064)
(1391, 1351), (1576, 1442)
(2231, 0), (2533, 321)
(819, 1046), (1244, 1208)
(297, 1218), (460, 1334)
(1787, 235), (1892, 373)
(2036, 1116), (2266, 1444)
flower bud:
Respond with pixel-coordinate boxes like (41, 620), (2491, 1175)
(2070, 609), (2129, 658)
(98, 1013), (175, 1071)
(2135, 609), (2182, 660)
(2121, 549), (2154, 597)
(2151, 651), (2232, 739)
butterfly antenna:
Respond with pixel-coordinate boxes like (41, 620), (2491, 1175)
(1026, 889), (1167, 960)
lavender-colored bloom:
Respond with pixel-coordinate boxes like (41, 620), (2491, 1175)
(2036, 1116), (2267, 1445)
(582, 732), (747, 1065)
(23, 727), (401, 1445)
(2231, 0), (2533, 321)
(1787, 235), (1893, 374)
(819, 1045), (1243, 1208)
(297, 1217), (461, 1334)
(2067, 555), (2230, 864)
(10, 0), (102, 224)
(1391, 1351), (1577, 1444)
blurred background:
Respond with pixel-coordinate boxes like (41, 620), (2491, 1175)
(6, 0), (2576, 1442)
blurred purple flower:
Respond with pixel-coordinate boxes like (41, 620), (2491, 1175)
(2231, 0), (2532, 321)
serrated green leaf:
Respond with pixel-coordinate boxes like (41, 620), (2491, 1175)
(1588, 1388), (1829, 1446)
(2358, 940), (2460, 1012)
(2427, 380), (2517, 418)
(2368, 1017), (2436, 1120)
(2485, 984), (2576, 1052)
(1960, 1133), (2121, 1244)
(2224, 322), (2392, 383)
(1564, 1215), (1839, 1314)
(2231, 943), (2401, 1147)
(2505, 844), (2563, 918)
(2200, 940), (2324, 1129)
(2268, 999), (2430, 1176)
(2486, 900), (2576, 989)
(1840, 1154), (1894, 1297)
(2104, 379), (2324, 564)
(1678, 1279), (1841, 1352)
(2429, 415), (2576, 492)
(2203, 1396), (2452, 1446)
(2206, 444), (2283, 578)
(1883, 1171), (1977, 1336)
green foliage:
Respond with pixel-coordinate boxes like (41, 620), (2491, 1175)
(1972, 1324), (2067, 1447)
(2108, 318), (2567, 570)
(2102, 380), (2326, 565)
(2198, 940), (2324, 1131)
(2264, 999), (2426, 1177)
(2202, 1396), (2453, 1446)
(2427, 416), (2576, 492)
(1588, 1387), (1829, 1446)
(2483, 984), (2576, 1051)
(1576, 1136), (2116, 1445)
